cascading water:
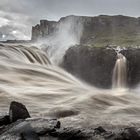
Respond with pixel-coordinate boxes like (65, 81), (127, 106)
(0, 44), (140, 129)
(112, 52), (127, 88)
(36, 16), (83, 65)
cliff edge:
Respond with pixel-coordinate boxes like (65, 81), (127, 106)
(32, 15), (140, 47)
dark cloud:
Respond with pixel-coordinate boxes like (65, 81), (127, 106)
(0, 11), (32, 40)
(0, 0), (140, 40)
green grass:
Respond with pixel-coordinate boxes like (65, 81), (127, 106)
(88, 35), (140, 48)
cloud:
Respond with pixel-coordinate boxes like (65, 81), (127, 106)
(0, 10), (33, 40)
(0, 0), (140, 40)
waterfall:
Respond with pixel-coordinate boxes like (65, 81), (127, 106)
(112, 53), (127, 88)
(0, 44), (140, 128)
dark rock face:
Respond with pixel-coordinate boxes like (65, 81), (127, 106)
(61, 46), (116, 88)
(9, 101), (30, 122)
(61, 46), (140, 88)
(21, 126), (40, 140)
(0, 116), (10, 126)
(121, 48), (140, 87)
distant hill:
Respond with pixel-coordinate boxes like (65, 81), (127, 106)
(32, 15), (140, 47)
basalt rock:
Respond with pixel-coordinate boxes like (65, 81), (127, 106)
(1, 102), (140, 139)
(9, 101), (30, 123)
(61, 45), (116, 88)
(61, 46), (140, 88)
(0, 101), (30, 127)
(0, 115), (10, 126)
(1, 119), (140, 140)
(121, 48), (140, 87)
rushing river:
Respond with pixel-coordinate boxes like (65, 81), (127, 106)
(0, 44), (140, 129)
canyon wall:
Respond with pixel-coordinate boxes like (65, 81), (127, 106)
(31, 15), (140, 88)
(32, 15), (140, 47)
(61, 46), (116, 88)
(31, 20), (57, 40)
(121, 48), (140, 87)
(61, 46), (140, 88)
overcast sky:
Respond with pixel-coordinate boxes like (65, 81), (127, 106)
(0, 0), (140, 40)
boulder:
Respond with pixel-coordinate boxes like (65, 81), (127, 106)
(9, 101), (30, 123)
(0, 115), (10, 126)
(94, 126), (106, 134)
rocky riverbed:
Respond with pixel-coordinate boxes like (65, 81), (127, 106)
(61, 45), (140, 88)
(0, 101), (140, 140)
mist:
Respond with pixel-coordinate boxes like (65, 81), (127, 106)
(35, 16), (83, 65)
(1, 1), (140, 139)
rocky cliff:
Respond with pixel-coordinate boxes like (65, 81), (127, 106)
(61, 46), (140, 88)
(121, 48), (140, 87)
(32, 15), (140, 47)
(32, 20), (57, 40)
(32, 15), (140, 88)
(61, 45), (116, 88)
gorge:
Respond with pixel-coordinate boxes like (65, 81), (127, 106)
(31, 15), (140, 47)
(0, 15), (140, 139)
(31, 15), (140, 88)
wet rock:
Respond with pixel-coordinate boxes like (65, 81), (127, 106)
(20, 126), (40, 140)
(94, 126), (106, 134)
(121, 48), (140, 87)
(102, 131), (115, 139)
(26, 118), (61, 135)
(103, 127), (140, 140)
(1, 102), (140, 140)
(50, 127), (93, 140)
(0, 118), (60, 140)
(50, 109), (79, 118)
(1, 117), (140, 140)
(120, 127), (140, 140)
(9, 101), (30, 123)
(0, 121), (39, 140)
(61, 45), (116, 88)
(62, 46), (140, 88)
(0, 115), (10, 126)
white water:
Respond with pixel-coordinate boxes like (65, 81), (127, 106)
(0, 44), (140, 129)
(35, 16), (83, 65)
(112, 53), (127, 88)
